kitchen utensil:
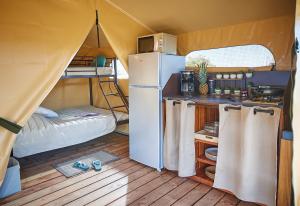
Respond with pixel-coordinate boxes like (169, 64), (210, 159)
(237, 73), (243, 79)
(205, 166), (216, 180)
(216, 74), (222, 79)
(205, 147), (218, 161)
(223, 74), (229, 79)
(245, 72), (253, 78)
(250, 85), (285, 97)
(194, 130), (218, 144)
(204, 121), (219, 134)
(230, 73), (237, 79)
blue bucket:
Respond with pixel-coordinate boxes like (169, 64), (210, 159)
(96, 56), (106, 67)
(0, 157), (21, 198)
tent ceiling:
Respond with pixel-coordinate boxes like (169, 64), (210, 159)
(109, 0), (295, 34)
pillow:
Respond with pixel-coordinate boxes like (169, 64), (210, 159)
(35, 106), (59, 118)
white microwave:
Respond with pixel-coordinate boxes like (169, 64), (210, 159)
(137, 33), (177, 55)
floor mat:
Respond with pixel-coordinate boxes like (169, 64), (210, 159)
(55, 150), (119, 177)
(115, 123), (129, 135)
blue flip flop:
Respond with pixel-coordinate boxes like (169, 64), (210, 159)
(92, 160), (102, 171)
(73, 161), (90, 171)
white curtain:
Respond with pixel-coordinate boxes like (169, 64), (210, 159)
(164, 100), (195, 177)
(214, 104), (281, 206)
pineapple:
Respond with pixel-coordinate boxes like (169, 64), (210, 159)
(197, 62), (208, 95)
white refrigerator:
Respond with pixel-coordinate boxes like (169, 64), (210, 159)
(128, 52), (185, 170)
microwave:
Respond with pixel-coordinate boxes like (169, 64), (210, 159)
(137, 33), (177, 55)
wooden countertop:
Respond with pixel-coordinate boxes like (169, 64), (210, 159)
(163, 95), (283, 108)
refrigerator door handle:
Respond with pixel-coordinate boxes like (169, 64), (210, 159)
(129, 85), (162, 90)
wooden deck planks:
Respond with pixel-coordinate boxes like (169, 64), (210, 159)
(45, 163), (145, 206)
(1, 136), (130, 205)
(2, 157), (131, 206)
(67, 168), (157, 206)
(172, 184), (211, 206)
(129, 176), (186, 206)
(238, 201), (259, 206)
(216, 194), (240, 206)
(25, 162), (142, 206)
(150, 179), (199, 206)
(0, 133), (259, 206)
(194, 188), (226, 206)
(107, 172), (176, 206)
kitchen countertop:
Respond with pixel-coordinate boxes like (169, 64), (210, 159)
(164, 95), (283, 108)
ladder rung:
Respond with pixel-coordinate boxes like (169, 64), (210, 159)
(98, 74), (115, 78)
(117, 119), (129, 125)
(105, 93), (119, 96)
(112, 105), (126, 109)
(99, 80), (115, 83)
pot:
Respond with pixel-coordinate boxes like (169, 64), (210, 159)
(215, 88), (222, 95)
(224, 89), (231, 95)
(234, 89), (241, 96)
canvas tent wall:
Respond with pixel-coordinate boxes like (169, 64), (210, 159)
(0, 0), (296, 192)
(0, 0), (151, 186)
(42, 0), (296, 111)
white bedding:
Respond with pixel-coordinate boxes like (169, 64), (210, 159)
(62, 67), (113, 77)
(13, 106), (128, 158)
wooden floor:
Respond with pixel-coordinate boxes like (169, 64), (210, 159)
(0, 133), (257, 206)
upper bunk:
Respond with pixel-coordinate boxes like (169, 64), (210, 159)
(62, 56), (116, 79)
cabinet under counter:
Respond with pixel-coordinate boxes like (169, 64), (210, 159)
(162, 99), (290, 205)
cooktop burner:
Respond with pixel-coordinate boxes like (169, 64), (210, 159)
(250, 96), (283, 103)
(243, 96), (283, 106)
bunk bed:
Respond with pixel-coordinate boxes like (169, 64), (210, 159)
(13, 56), (129, 157)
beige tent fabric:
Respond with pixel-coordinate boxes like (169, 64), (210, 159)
(0, 0), (151, 185)
(178, 15), (295, 70)
(109, 0), (294, 34)
(96, 0), (151, 70)
(41, 79), (91, 110)
(0, 0), (95, 185)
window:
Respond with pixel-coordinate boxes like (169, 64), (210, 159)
(186, 45), (275, 68)
(114, 60), (128, 79)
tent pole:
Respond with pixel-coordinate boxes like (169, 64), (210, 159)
(96, 10), (100, 48)
(89, 78), (93, 106)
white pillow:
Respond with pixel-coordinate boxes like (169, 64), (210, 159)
(35, 106), (59, 118)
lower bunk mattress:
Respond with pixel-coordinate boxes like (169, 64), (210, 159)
(13, 106), (128, 158)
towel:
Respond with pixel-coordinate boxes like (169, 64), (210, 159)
(214, 104), (281, 206)
(164, 100), (195, 177)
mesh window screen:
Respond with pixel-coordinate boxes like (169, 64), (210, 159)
(186, 45), (275, 67)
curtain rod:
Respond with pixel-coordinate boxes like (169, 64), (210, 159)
(171, 100), (274, 115)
